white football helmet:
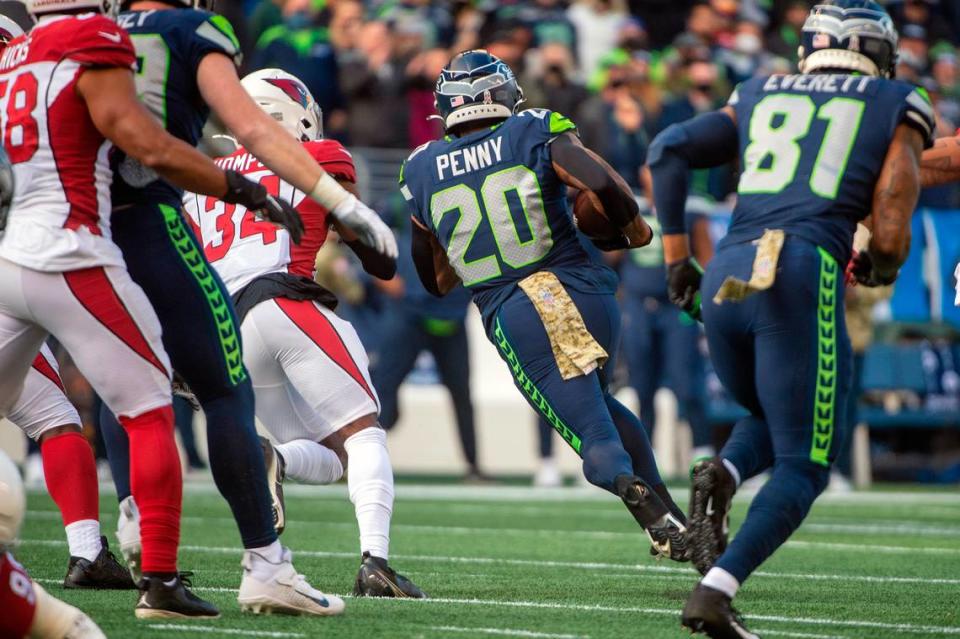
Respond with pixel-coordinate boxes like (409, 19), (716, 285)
(0, 15), (24, 42)
(241, 68), (323, 142)
(23, 0), (117, 19)
(0, 451), (25, 550)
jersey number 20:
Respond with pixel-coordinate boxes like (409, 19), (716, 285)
(739, 94), (865, 199)
(430, 165), (553, 286)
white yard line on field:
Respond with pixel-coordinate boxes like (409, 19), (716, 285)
(23, 540), (960, 585)
(753, 629), (845, 639)
(24, 510), (960, 550)
(26, 578), (960, 636)
(428, 625), (587, 639)
(146, 624), (304, 638)
(160, 482), (960, 506)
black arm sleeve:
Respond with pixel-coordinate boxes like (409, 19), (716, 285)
(647, 111), (739, 235)
(411, 222), (443, 297)
(549, 134), (639, 228)
(345, 238), (397, 280)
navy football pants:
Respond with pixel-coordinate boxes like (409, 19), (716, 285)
(100, 202), (276, 549)
(621, 295), (711, 448)
(701, 237), (851, 583)
(489, 284), (663, 493)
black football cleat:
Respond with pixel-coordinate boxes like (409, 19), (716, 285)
(615, 475), (690, 562)
(688, 457), (737, 575)
(135, 574), (220, 619)
(682, 584), (759, 639)
(259, 436), (286, 535)
(354, 552), (427, 598)
(63, 536), (137, 590)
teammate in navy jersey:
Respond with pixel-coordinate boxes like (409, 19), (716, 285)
(648, 2), (932, 635)
(97, 0), (394, 616)
(402, 50), (690, 561)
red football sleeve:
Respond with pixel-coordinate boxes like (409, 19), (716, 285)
(306, 140), (357, 183)
(65, 16), (137, 70)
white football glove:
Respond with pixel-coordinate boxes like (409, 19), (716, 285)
(331, 194), (398, 259)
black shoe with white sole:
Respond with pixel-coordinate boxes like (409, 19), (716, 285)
(259, 436), (286, 535)
(688, 457), (737, 575)
(63, 536), (136, 590)
(354, 552), (427, 598)
(682, 584), (759, 639)
(615, 474), (690, 562)
(135, 574), (220, 619)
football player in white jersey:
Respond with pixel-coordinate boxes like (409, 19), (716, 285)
(0, 18), (134, 593)
(183, 69), (424, 598)
(0, 0), (302, 618)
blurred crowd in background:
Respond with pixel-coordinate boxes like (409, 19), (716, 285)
(13, 0), (960, 489)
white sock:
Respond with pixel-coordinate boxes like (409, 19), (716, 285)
(721, 458), (742, 488)
(702, 567), (740, 599)
(245, 540), (285, 581)
(275, 439), (344, 484)
(344, 427), (394, 561)
(64, 519), (102, 562)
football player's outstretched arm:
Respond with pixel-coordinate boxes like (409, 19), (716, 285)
(550, 132), (650, 248)
(411, 218), (460, 297)
(919, 135), (960, 187)
(79, 67), (304, 241)
(647, 106), (738, 317)
(861, 124), (924, 284)
(331, 179), (397, 280)
(197, 53), (396, 257)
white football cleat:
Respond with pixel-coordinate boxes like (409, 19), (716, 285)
(238, 547), (345, 616)
(116, 496), (142, 583)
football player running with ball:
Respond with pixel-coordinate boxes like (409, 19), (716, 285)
(184, 69), (424, 599)
(647, 1), (930, 636)
(401, 50), (690, 562)
(95, 0), (393, 617)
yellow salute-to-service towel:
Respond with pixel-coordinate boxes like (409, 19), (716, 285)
(713, 229), (786, 304)
(518, 271), (608, 381)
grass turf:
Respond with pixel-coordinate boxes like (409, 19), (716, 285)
(13, 482), (960, 639)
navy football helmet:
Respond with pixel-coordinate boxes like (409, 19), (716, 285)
(798, 0), (898, 78)
(434, 50), (525, 132)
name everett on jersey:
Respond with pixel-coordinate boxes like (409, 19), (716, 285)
(435, 137), (503, 181)
(762, 74), (874, 94)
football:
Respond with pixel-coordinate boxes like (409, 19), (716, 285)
(573, 190), (620, 241)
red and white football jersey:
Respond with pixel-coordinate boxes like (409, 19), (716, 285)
(0, 552), (37, 639)
(183, 140), (356, 295)
(0, 14), (136, 271)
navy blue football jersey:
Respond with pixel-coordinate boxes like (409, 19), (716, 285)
(113, 8), (241, 206)
(400, 109), (618, 326)
(723, 74), (935, 264)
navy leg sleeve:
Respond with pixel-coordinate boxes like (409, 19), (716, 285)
(370, 307), (429, 429)
(621, 295), (660, 435)
(662, 306), (711, 449)
(703, 238), (852, 584)
(490, 288), (635, 494)
(430, 323), (478, 468)
(111, 203), (276, 549)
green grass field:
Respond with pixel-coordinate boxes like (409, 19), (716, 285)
(14, 481), (960, 639)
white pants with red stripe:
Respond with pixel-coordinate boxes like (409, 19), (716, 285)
(0, 258), (171, 420)
(241, 298), (379, 443)
(7, 344), (82, 440)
